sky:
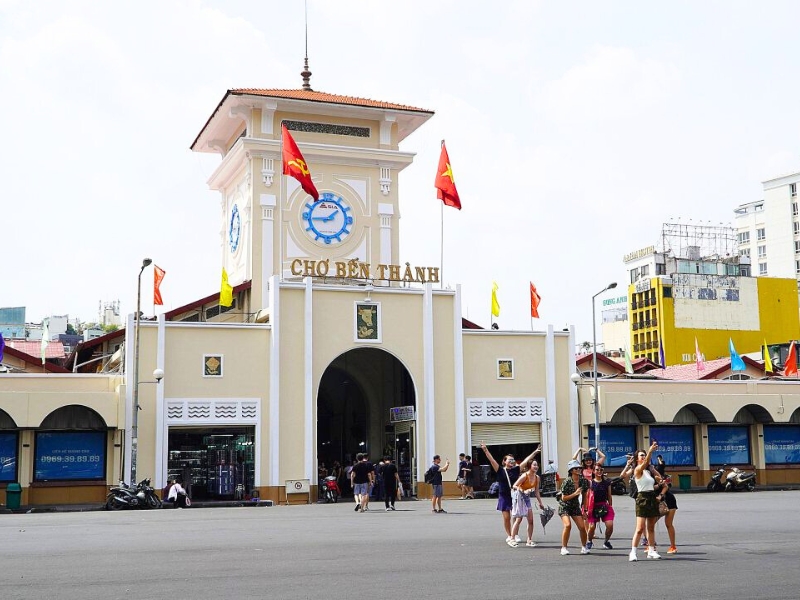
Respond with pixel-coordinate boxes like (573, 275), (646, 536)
(2, 0), (800, 346)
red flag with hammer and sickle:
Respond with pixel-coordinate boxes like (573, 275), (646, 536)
(434, 141), (461, 210)
(282, 124), (319, 201)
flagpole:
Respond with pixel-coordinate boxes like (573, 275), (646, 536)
(440, 200), (444, 289)
(440, 140), (445, 289)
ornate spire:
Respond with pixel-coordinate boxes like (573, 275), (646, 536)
(301, 56), (312, 91)
(301, 0), (312, 91)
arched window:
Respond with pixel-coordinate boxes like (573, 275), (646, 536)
(0, 409), (18, 483)
(35, 405), (107, 482)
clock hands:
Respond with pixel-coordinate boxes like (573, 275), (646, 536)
(312, 209), (339, 222)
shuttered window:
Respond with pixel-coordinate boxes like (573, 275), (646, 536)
(470, 423), (541, 446)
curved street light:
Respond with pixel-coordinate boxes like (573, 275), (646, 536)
(131, 258), (152, 484)
(591, 282), (617, 454)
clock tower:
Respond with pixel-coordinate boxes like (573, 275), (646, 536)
(191, 86), (433, 311)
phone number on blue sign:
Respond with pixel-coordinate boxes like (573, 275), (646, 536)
(39, 455), (101, 463)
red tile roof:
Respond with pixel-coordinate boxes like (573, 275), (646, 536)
(8, 340), (65, 359)
(647, 356), (765, 380)
(1, 345), (70, 373)
(229, 89), (433, 113)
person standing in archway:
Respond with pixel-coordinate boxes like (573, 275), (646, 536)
(381, 455), (400, 511)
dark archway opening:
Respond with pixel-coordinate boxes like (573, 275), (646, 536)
(317, 348), (415, 497)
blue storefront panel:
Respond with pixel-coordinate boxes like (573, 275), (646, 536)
(708, 425), (750, 465)
(34, 431), (106, 481)
(649, 425), (696, 466)
(763, 425), (800, 465)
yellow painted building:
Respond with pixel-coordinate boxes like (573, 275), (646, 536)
(630, 275), (800, 366)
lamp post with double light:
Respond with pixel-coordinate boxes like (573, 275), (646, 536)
(130, 258), (152, 485)
(590, 281), (617, 454)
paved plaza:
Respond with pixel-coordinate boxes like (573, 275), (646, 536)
(1, 491), (799, 599)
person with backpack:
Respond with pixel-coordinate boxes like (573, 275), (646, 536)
(481, 442), (540, 546)
(426, 455), (450, 513)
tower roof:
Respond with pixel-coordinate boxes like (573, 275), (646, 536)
(191, 88), (434, 153)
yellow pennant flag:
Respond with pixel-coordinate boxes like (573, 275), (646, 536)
(764, 339), (773, 373)
(220, 268), (233, 307)
(491, 281), (500, 317)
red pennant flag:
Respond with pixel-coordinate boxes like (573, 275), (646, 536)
(282, 124), (319, 201)
(784, 341), (798, 377)
(153, 265), (166, 306)
(530, 282), (542, 318)
(434, 141), (461, 210)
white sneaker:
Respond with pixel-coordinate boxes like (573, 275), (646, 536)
(506, 536), (513, 543)
(526, 541), (537, 547)
(647, 549), (662, 559)
(580, 546), (590, 554)
(560, 547), (570, 556)
(514, 535), (522, 543)
(629, 549), (638, 562)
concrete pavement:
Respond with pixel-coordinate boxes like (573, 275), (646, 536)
(1, 491), (799, 599)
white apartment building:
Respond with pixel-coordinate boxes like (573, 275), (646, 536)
(734, 171), (800, 280)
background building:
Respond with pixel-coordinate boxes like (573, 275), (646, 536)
(735, 171), (800, 282)
(625, 222), (798, 366)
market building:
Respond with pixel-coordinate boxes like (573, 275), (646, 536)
(0, 81), (579, 506)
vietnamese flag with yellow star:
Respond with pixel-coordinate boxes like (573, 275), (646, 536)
(282, 123), (319, 201)
(434, 141), (461, 210)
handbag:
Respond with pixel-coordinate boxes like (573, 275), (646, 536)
(658, 500), (669, 516)
(593, 503), (609, 520)
(456, 477), (466, 486)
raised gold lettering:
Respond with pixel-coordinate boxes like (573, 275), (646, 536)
(427, 267), (440, 283)
(402, 263), (414, 282)
(388, 264), (401, 281)
(415, 267), (426, 282)
(336, 261), (347, 277)
(291, 259), (303, 276)
(358, 262), (370, 279)
(377, 264), (388, 279)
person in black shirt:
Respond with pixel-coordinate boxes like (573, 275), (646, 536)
(429, 455), (450, 513)
(350, 453), (375, 512)
(381, 456), (400, 511)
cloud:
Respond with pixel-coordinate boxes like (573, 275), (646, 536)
(538, 46), (681, 125)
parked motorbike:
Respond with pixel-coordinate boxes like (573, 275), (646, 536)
(707, 466), (727, 492)
(609, 476), (628, 496)
(106, 478), (162, 510)
(321, 475), (340, 503)
(725, 466), (756, 492)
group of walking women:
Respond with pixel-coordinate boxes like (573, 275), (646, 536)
(481, 440), (677, 559)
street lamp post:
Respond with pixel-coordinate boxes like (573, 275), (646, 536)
(131, 257), (152, 485)
(591, 281), (617, 454)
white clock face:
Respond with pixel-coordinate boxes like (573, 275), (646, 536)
(301, 192), (353, 245)
(229, 204), (241, 252)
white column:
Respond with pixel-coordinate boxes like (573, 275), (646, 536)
(154, 313), (167, 488)
(123, 312), (134, 484)
(568, 325), (580, 451)
(378, 203), (394, 274)
(453, 285), (466, 456)
(269, 274), (281, 486)
(304, 277), (314, 481)
(544, 325), (558, 468)
(422, 283), (435, 475)
(260, 194), (277, 306)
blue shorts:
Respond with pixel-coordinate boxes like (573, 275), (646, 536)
(353, 483), (369, 496)
(432, 484), (443, 498)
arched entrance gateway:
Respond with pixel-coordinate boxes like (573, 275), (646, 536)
(317, 348), (416, 497)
